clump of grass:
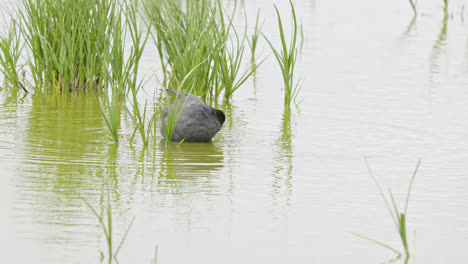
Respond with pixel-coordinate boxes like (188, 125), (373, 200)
(353, 159), (421, 260)
(264, 0), (302, 106)
(19, 0), (140, 94)
(144, 0), (257, 101)
(83, 180), (135, 264)
(144, 0), (222, 99)
(0, 18), (27, 92)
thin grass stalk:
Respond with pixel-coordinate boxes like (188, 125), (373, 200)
(409, 0), (417, 15)
(218, 2), (262, 100)
(249, 9), (262, 62)
(125, 1), (151, 145)
(99, 81), (121, 142)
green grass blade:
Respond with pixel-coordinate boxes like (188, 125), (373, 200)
(351, 232), (402, 257)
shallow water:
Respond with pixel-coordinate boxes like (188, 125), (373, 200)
(2, 0), (468, 263)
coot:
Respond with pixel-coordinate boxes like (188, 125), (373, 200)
(160, 89), (225, 142)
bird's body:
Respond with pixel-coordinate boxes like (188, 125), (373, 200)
(160, 89), (225, 142)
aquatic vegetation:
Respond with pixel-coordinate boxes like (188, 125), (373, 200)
(0, 18), (26, 92)
(83, 180), (135, 264)
(20, 0), (113, 92)
(161, 90), (189, 144)
(144, 0), (256, 100)
(218, 20), (260, 100)
(264, 0), (302, 106)
(99, 82), (122, 142)
(248, 9), (262, 62)
(123, 3), (151, 145)
(354, 159), (421, 260)
(18, 0), (144, 94)
(99, 2), (148, 143)
(144, 0), (222, 99)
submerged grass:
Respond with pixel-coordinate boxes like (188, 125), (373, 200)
(264, 0), (302, 106)
(354, 159), (421, 260)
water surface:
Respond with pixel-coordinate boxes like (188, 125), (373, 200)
(1, 0), (468, 263)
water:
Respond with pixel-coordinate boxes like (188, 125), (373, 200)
(1, 0), (468, 263)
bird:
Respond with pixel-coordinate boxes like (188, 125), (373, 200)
(159, 89), (226, 142)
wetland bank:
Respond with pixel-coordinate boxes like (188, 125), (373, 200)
(1, 0), (468, 263)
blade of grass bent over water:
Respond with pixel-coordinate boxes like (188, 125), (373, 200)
(357, 158), (421, 259)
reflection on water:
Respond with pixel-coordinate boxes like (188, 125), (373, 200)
(430, 13), (448, 80)
(165, 142), (223, 172)
(272, 108), (294, 209)
(16, 94), (109, 222)
(22, 94), (108, 177)
(157, 141), (224, 181)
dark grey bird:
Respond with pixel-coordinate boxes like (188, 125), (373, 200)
(160, 89), (226, 142)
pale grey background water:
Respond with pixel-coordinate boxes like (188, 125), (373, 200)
(1, 0), (468, 263)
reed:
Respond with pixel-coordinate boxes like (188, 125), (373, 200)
(83, 180), (135, 264)
(264, 0), (302, 106)
(0, 18), (27, 92)
(354, 159), (421, 260)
